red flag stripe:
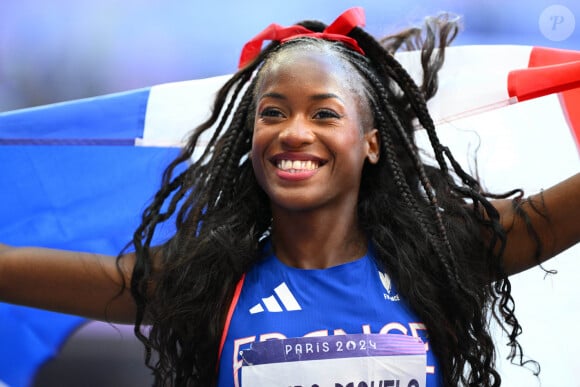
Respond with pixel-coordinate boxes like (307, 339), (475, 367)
(559, 88), (580, 152)
(529, 46), (580, 66)
(507, 47), (580, 152)
(529, 47), (580, 152)
(507, 60), (580, 102)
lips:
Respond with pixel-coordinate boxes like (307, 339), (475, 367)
(269, 153), (327, 180)
(270, 153), (327, 172)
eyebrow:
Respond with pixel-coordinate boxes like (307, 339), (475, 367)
(259, 92), (344, 103)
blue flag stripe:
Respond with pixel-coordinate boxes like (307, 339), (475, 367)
(0, 88), (150, 140)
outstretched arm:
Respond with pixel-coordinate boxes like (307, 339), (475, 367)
(0, 245), (137, 324)
(494, 172), (580, 276)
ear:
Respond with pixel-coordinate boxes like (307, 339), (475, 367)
(364, 129), (380, 164)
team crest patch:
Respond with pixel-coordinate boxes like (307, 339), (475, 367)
(379, 271), (400, 301)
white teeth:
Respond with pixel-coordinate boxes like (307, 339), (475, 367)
(276, 160), (319, 171)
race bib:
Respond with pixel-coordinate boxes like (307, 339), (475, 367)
(241, 333), (426, 387)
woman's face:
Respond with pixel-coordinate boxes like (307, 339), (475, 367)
(251, 48), (379, 214)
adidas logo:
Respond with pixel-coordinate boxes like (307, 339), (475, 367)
(249, 282), (302, 314)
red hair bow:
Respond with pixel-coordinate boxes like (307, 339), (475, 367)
(238, 7), (366, 69)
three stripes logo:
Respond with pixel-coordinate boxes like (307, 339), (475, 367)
(249, 282), (302, 314)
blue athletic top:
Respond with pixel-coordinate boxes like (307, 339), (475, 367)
(217, 243), (442, 386)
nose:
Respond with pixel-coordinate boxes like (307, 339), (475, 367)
(279, 118), (316, 148)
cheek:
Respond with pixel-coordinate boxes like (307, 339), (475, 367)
(250, 129), (266, 162)
(250, 132), (268, 185)
(340, 132), (367, 159)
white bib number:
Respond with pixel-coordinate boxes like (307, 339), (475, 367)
(241, 333), (426, 387)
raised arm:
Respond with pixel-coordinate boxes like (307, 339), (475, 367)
(0, 244), (137, 324)
(494, 172), (580, 275)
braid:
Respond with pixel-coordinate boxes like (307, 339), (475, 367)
(130, 169), (189, 374)
(379, 13), (461, 101)
(348, 22), (535, 386)
(374, 32), (538, 383)
(360, 59), (464, 292)
(209, 81), (258, 206)
(345, 38), (477, 306)
(125, 53), (273, 384)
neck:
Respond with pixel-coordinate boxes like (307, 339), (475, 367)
(270, 205), (367, 269)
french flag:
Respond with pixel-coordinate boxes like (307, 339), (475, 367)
(0, 45), (578, 386)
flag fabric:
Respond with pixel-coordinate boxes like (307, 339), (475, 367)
(0, 45), (578, 386)
(0, 90), (183, 387)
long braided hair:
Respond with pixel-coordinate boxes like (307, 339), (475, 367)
(126, 14), (537, 387)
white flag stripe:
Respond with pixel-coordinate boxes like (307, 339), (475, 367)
(262, 295), (283, 312)
(396, 45), (533, 126)
(140, 46), (539, 149)
(274, 283), (302, 311)
(143, 75), (231, 146)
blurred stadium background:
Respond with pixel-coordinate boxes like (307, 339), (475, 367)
(0, 0), (578, 113)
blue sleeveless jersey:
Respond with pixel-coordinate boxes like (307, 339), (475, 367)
(217, 245), (442, 386)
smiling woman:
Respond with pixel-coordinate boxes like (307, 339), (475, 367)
(251, 44), (379, 235)
(122, 8), (578, 386)
(0, 6), (579, 387)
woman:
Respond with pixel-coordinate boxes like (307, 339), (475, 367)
(1, 7), (579, 387)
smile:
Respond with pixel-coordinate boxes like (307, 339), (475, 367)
(276, 160), (319, 172)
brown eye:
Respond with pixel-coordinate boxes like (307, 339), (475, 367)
(259, 108), (284, 118)
(313, 109), (341, 119)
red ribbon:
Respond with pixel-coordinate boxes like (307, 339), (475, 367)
(238, 7), (366, 69)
